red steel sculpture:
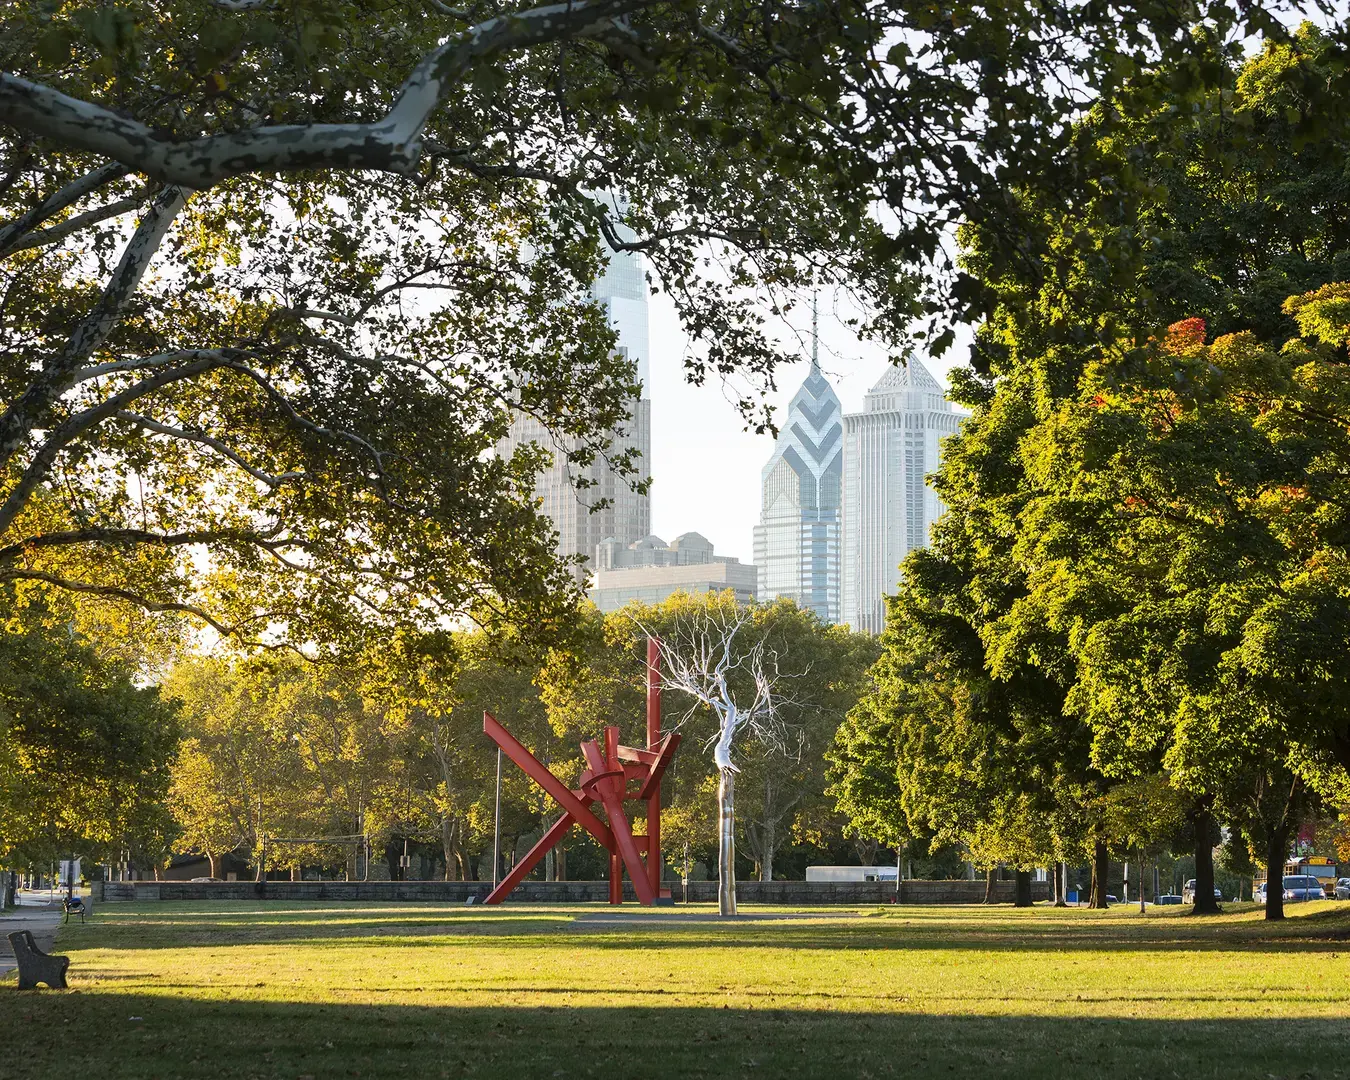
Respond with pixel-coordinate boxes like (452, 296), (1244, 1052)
(483, 637), (680, 905)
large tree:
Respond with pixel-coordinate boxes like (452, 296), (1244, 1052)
(0, 0), (1283, 645)
(0, 603), (180, 873)
(834, 26), (1350, 916)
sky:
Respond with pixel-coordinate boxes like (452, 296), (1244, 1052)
(643, 286), (972, 562)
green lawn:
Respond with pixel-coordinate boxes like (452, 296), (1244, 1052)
(4, 900), (1350, 1079)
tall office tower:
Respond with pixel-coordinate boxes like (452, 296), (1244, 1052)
(752, 304), (843, 622)
(498, 231), (651, 580)
(840, 356), (963, 634)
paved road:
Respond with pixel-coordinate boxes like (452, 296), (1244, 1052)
(573, 910), (862, 925)
(0, 904), (63, 978)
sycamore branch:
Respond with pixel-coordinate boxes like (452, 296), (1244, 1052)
(0, 349), (234, 536)
(0, 161), (128, 257)
(0, 186), (190, 474)
(0, 523), (288, 564)
(115, 410), (307, 488)
(3, 188), (156, 254)
(0, 567), (276, 642)
(0, 0), (658, 189)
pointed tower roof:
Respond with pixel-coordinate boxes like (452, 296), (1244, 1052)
(867, 355), (943, 396)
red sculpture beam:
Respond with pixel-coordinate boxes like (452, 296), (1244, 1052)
(646, 636), (663, 899)
(482, 711), (613, 850)
(582, 734), (655, 905)
(480, 636), (677, 906)
(484, 811), (575, 905)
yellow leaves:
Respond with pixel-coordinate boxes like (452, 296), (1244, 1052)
(1284, 282), (1350, 347)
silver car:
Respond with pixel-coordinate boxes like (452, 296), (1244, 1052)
(1282, 875), (1324, 902)
(1335, 877), (1350, 900)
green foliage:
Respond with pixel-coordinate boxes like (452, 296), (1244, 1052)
(0, 605), (180, 868)
(834, 33), (1350, 879)
(0, 0), (1298, 653)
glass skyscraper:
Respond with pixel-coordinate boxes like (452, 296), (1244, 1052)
(752, 335), (843, 623)
(498, 225), (651, 580)
(840, 357), (963, 634)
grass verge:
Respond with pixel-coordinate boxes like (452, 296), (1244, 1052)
(2, 900), (1348, 1079)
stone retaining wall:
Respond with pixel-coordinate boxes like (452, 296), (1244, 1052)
(94, 878), (1050, 904)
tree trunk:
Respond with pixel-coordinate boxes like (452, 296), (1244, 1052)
(983, 867), (997, 904)
(1265, 823), (1288, 922)
(718, 767), (737, 917)
(1053, 861), (1067, 907)
(1090, 842), (1109, 908)
(1191, 808), (1221, 915)
(441, 818), (457, 882)
(290, 865), (301, 882)
(759, 818), (775, 882)
(208, 852), (222, 879)
(1014, 869), (1033, 907)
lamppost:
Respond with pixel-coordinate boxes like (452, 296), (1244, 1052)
(492, 746), (502, 889)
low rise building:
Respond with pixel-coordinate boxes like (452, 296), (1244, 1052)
(588, 532), (758, 611)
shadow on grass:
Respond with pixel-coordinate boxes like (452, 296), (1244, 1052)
(62, 902), (1350, 956)
(0, 992), (1345, 1080)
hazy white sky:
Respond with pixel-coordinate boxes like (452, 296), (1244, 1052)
(644, 286), (972, 562)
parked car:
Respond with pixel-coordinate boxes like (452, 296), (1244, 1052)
(1281, 875), (1324, 902)
(1334, 878), (1350, 900)
(1182, 879), (1224, 904)
(1254, 881), (1268, 904)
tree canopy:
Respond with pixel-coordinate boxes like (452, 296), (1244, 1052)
(0, 0), (1293, 648)
(833, 27), (1350, 914)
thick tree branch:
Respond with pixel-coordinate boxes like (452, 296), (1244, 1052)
(0, 350), (237, 536)
(0, 0), (657, 189)
(0, 185), (189, 475)
(4, 188), (155, 254)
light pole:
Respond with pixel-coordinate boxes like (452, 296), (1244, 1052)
(492, 746), (502, 889)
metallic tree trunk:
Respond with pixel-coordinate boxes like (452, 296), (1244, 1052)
(718, 767), (737, 917)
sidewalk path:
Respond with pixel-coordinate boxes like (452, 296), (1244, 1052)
(0, 905), (63, 979)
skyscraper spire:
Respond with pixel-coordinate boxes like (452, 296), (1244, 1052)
(811, 290), (820, 374)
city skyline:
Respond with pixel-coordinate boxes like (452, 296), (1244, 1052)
(645, 287), (970, 567)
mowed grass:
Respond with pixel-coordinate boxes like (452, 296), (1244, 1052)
(4, 900), (1350, 1079)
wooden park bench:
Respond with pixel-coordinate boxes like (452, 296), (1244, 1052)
(6, 930), (69, 989)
